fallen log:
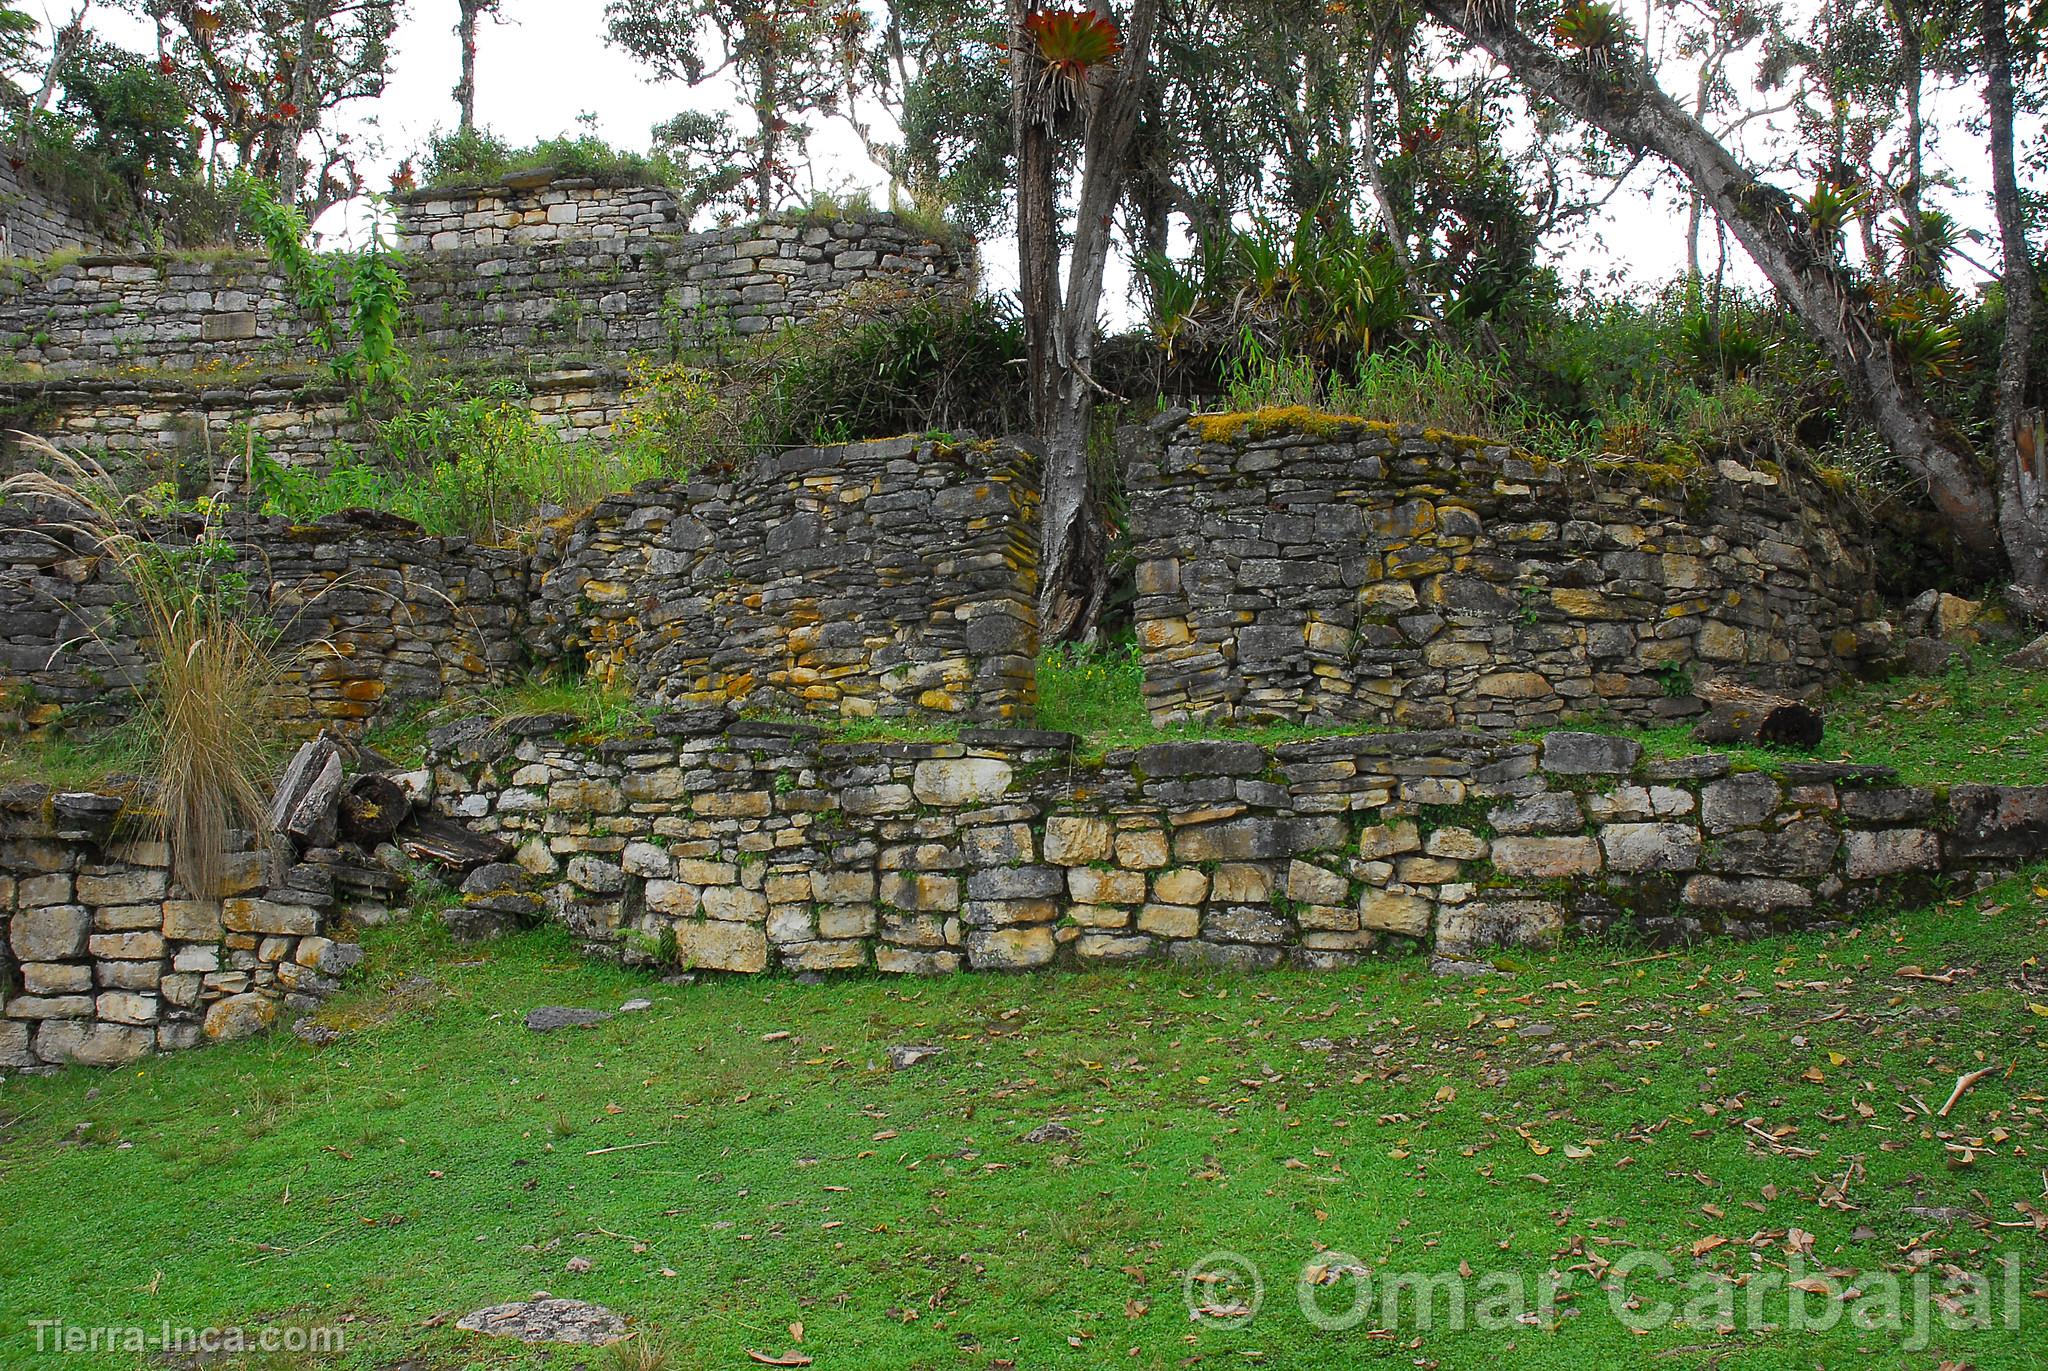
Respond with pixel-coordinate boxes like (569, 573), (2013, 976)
(397, 810), (510, 873)
(1691, 682), (1825, 750)
(339, 773), (410, 846)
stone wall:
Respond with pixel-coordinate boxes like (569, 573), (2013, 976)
(0, 505), (532, 733)
(1131, 413), (1890, 730)
(423, 718), (2048, 975)
(0, 162), (125, 260)
(402, 217), (970, 362)
(0, 366), (634, 480)
(394, 176), (680, 252)
(0, 372), (360, 477)
(0, 214), (973, 377)
(530, 436), (1041, 723)
(2, 435), (1040, 733)
(0, 252), (299, 373)
(0, 784), (368, 1070)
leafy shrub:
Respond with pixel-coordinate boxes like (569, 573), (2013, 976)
(752, 287), (1029, 448)
(236, 175), (409, 403)
(255, 378), (664, 542)
(418, 123), (670, 190)
(1140, 215), (1409, 375)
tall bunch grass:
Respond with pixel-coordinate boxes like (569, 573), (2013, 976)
(3, 438), (288, 897)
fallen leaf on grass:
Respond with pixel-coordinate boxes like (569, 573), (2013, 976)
(746, 1352), (812, 1367)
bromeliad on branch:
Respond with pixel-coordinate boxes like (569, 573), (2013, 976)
(1022, 5), (1123, 112)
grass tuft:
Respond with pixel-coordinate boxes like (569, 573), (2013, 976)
(2, 439), (290, 895)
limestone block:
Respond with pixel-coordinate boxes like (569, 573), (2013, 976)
(1359, 891), (1433, 937)
(1043, 815), (1114, 865)
(963, 823), (1034, 866)
(1701, 774), (1782, 834)
(1541, 732), (1643, 776)
(204, 993), (279, 1041)
(912, 758), (1014, 806)
(20, 963), (92, 994)
(1211, 863), (1274, 903)
(1154, 867), (1212, 905)
(1600, 823), (1702, 873)
(1843, 828), (1941, 879)
(1115, 829), (1169, 869)
(1136, 904), (1200, 938)
(1490, 836), (1603, 880)
(35, 1020), (152, 1067)
(670, 919), (769, 973)
(1285, 860), (1349, 906)
(1358, 821), (1422, 860)
(966, 926), (1054, 970)
(223, 900), (319, 936)
(11, 904), (89, 961)
(1068, 868), (1146, 905)
(1435, 899), (1563, 956)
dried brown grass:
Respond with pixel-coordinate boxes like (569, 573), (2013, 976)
(3, 437), (288, 896)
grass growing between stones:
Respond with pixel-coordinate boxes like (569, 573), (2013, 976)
(1586, 650), (2048, 787)
(1, 878), (2043, 1369)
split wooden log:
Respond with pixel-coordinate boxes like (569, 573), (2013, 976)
(397, 809), (510, 873)
(267, 738), (347, 848)
(338, 773), (410, 846)
(1691, 682), (1825, 750)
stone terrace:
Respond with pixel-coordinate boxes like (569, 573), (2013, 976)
(425, 718), (2048, 975)
(1131, 413), (1890, 730)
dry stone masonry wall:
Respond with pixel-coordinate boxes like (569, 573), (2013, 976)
(0, 367), (636, 483)
(0, 372), (359, 477)
(1131, 414), (1889, 730)
(0, 210), (972, 378)
(1, 161), (126, 260)
(0, 784), (371, 1071)
(394, 177), (681, 252)
(423, 719), (2048, 976)
(2, 436), (1040, 734)
(530, 437), (1040, 723)
(0, 505), (531, 733)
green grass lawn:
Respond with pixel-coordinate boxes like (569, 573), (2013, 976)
(2, 874), (2043, 1370)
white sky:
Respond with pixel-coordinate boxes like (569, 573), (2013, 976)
(53, 1), (2014, 314)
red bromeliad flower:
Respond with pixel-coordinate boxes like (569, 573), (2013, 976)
(278, 102), (299, 118)
(1024, 7), (1122, 85)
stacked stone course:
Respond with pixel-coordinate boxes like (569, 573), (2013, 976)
(1131, 415), (1889, 730)
(530, 436), (1040, 723)
(393, 177), (681, 252)
(0, 211), (972, 378)
(424, 720), (2048, 975)
(3, 437), (1040, 733)
(1, 161), (127, 260)
(0, 784), (368, 1070)
(0, 505), (531, 732)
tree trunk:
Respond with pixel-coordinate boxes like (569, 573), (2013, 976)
(1009, 2), (1060, 430)
(1895, 2), (1926, 282)
(755, 39), (780, 215)
(29, 5), (90, 116)
(1359, 35), (1455, 349)
(455, 0), (483, 132)
(1692, 682), (1825, 750)
(1024, 0), (1160, 643)
(1420, 1), (2005, 575)
(1980, 0), (2048, 601)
